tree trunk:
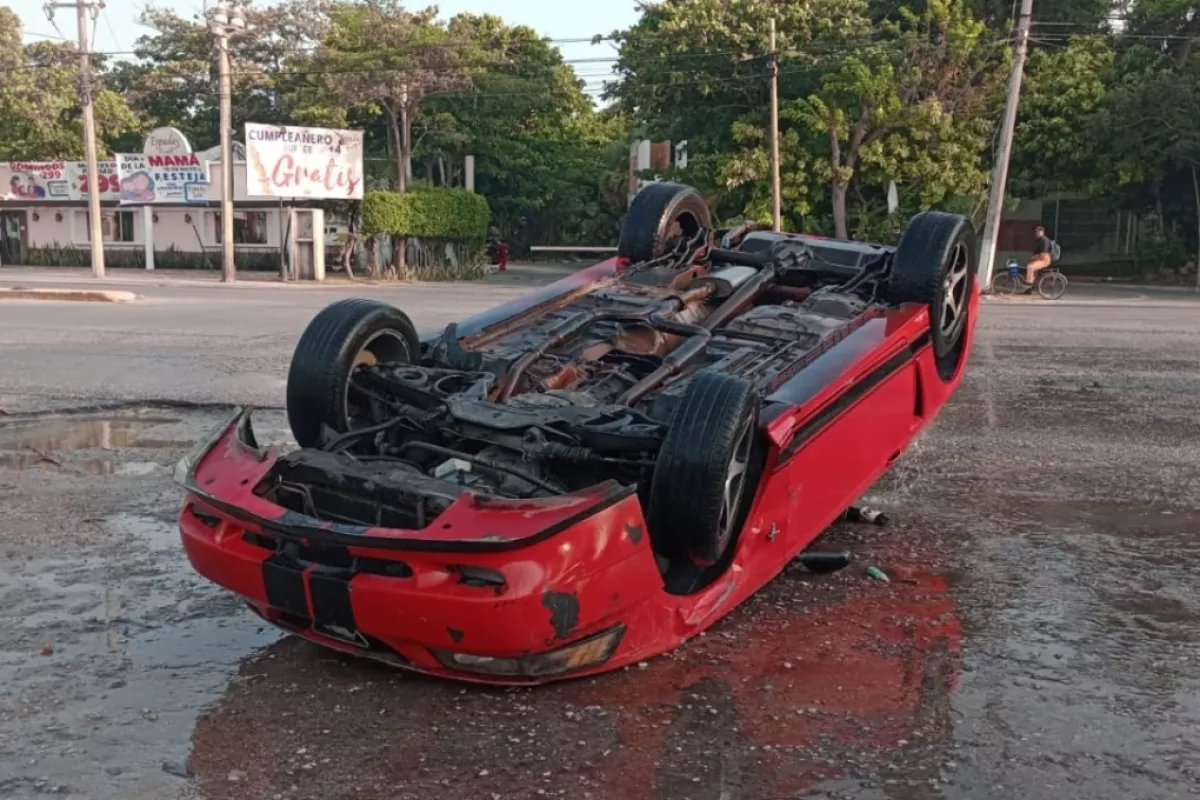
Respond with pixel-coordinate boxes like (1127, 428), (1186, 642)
(831, 183), (849, 240)
(827, 126), (850, 240)
(342, 231), (359, 280)
(366, 234), (380, 279)
(385, 105), (403, 192)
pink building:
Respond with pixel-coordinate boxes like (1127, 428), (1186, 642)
(0, 128), (339, 270)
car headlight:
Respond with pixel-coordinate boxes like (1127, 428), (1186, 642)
(432, 625), (625, 678)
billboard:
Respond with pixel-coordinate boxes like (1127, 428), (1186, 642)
(2, 161), (122, 202)
(244, 123), (363, 200)
(115, 152), (209, 205)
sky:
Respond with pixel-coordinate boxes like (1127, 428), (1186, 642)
(9, 0), (643, 97)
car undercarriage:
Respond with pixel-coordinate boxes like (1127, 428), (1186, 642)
(253, 182), (972, 575)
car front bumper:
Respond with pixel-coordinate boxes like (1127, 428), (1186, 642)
(176, 409), (672, 684)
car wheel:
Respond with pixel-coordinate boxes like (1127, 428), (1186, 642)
(887, 210), (976, 369)
(617, 181), (712, 263)
(647, 369), (760, 566)
(286, 298), (420, 449)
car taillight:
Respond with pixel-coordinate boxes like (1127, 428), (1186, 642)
(431, 626), (625, 678)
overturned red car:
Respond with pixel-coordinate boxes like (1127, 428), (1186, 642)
(175, 182), (979, 684)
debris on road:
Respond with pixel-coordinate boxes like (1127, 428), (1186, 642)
(795, 549), (852, 574)
(865, 566), (891, 583)
(843, 505), (890, 525)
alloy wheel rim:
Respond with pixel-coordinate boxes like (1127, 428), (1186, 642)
(715, 414), (754, 557)
(940, 242), (970, 340)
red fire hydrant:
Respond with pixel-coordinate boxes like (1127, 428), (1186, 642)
(496, 240), (509, 272)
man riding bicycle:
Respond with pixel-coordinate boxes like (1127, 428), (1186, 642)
(1024, 225), (1054, 292)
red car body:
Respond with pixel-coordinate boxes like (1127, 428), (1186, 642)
(177, 241), (979, 685)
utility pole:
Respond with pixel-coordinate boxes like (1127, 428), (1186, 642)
(978, 0), (1034, 291)
(207, 0), (244, 283)
(46, 1), (105, 278)
(768, 17), (782, 232)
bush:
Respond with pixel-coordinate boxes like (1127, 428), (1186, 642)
(23, 243), (281, 271)
(362, 188), (490, 241)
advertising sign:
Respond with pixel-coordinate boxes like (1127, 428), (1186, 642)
(245, 123), (363, 200)
(143, 126), (193, 156)
(71, 161), (121, 201)
(3, 161), (123, 201)
(116, 152), (209, 205)
(5, 161), (72, 200)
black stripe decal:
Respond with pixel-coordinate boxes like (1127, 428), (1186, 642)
(779, 332), (931, 462)
(308, 567), (357, 631)
(262, 554), (310, 618)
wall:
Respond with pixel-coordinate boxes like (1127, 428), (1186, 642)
(3, 161), (301, 255)
(20, 206), (285, 254)
(996, 197), (1138, 269)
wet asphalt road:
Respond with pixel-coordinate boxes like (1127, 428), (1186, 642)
(0, 277), (1198, 799)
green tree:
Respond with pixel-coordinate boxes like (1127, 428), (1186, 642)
(609, 0), (1004, 239)
(792, 0), (1004, 237)
(419, 13), (628, 250)
(606, 0), (865, 222)
(1009, 36), (1115, 198)
(312, 0), (482, 194)
(107, 0), (331, 152)
(0, 7), (138, 160)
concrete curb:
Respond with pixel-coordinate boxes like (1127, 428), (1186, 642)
(0, 287), (139, 303)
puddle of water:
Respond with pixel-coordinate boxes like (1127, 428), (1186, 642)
(0, 415), (186, 453)
(0, 415), (188, 474)
(0, 452), (167, 475)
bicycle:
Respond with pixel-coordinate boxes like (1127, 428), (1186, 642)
(989, 258), (1068, 300)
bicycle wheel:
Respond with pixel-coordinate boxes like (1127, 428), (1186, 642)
(990, 272), (1020, 294)
(1037, 271), (1068, 300)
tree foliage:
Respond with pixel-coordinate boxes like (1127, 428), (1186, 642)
(108, 0), (330, 153)
(0, 7), (138, 161)
(609, 0), (1003, 238)
(1009, 36), (1115, 198)
(311, 1), (486, 193)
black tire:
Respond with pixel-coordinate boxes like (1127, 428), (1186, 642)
(1037, 270), (1068, 300)
(617, 181), (712, 263)
(647, 369), (760, 566)
(887, 211), (976, 364)
(286, 298), (420, 449)
(990, 272), (1020, 295)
